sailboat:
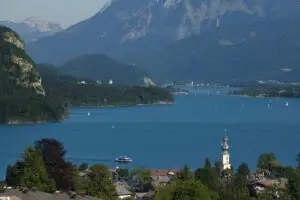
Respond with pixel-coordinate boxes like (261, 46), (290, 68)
(285, 102), (289, 107)
(88, 112), (91, 116)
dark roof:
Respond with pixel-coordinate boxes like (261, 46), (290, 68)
(0, 189), (101, 200)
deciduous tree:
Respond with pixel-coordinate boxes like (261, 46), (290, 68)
(86, 164), (116, 199)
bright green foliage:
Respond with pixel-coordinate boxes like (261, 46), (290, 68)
(19, 146), (56, 193)
(155, 180), (214, 200)
(154, 184), (174, 200)
(155, 181), (210, 200)
(72, 164), (86, 193)
(85, 164), (116, 199)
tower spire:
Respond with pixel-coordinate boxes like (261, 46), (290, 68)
(220, 132), (231, 176)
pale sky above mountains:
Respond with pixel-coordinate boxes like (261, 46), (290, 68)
(0, 0), (108, 28)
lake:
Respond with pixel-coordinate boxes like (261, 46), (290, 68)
(0, 87), (300, 178)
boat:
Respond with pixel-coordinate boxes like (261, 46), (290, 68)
(114, 155), (132, 163)
(285, 102), (289, 107)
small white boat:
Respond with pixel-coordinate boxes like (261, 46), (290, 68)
(285, 102), (289, 107)
(88, 112), (91, 116)
(115, 155), (132, 163)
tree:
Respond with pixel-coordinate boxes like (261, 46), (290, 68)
(72, 164), (86, 192)
(204, 158), (212, 169)
(79, 162), (89, 171)
(130, 167), (153, 192)
(34, 138), (73, 191)
(214, 160), (221, 175)
(257, 153), (276, 171)
(154, 184), (173, 200)
(237, 163), (250, 177)
(86, 164), (116, 199)
(177, 164), (192, 181)
(18, 146), (56, 193)
(172, 180), (213, 200)
(6, 162), (22, 186)
(116, 168), (129, 179)
(194, 168), (221, 192)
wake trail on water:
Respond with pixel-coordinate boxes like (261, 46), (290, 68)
(67, 156), (113, 163)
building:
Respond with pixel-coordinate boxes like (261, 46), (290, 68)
(248, 173), (288, 197)
(114, 181), (133, 199)
(150, 169), (179, 187)
(221, 135), (231, 175)
(78, 81), (87, 85)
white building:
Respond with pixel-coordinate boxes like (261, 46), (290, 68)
(221, 135), (231, 174)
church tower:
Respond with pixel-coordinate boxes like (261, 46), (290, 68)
(221, 135), (231, 174)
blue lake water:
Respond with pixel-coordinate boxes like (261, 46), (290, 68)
(0, 87), (300, 178)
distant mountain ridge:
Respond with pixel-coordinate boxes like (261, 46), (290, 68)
(0, 17), (62, 43)
(27, 0), (299, 66)
(60, 54), (155, 85)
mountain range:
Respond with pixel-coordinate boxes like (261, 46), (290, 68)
(0, 17), (62, 43)
(25, 0), (300, 83)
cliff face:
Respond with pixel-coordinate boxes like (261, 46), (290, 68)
(0, 26), (45, 96)
(0, 26), (65, 124)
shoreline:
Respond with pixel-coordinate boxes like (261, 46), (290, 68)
(78, 100), (173, 108)
(227, 93), (296, 99)
(4, 101), (173, 125)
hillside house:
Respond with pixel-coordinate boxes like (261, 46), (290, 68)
(248, 175), (288, 198)
(150, 169), (179, 187)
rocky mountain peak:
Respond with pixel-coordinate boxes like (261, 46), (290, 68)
(23, 17), (62, 33)
(26, 0), (299, 66)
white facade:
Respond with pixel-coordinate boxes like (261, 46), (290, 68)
(221, 136), (231, 172)
(221, 153), (231, 171)
(118, 194), (131, 199)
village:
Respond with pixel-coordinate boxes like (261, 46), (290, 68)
(0, 136), (290, 200)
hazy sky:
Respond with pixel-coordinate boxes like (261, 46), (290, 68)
(0, 0), (108, 28)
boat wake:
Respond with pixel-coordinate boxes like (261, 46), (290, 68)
(67, 156), (112, 162)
